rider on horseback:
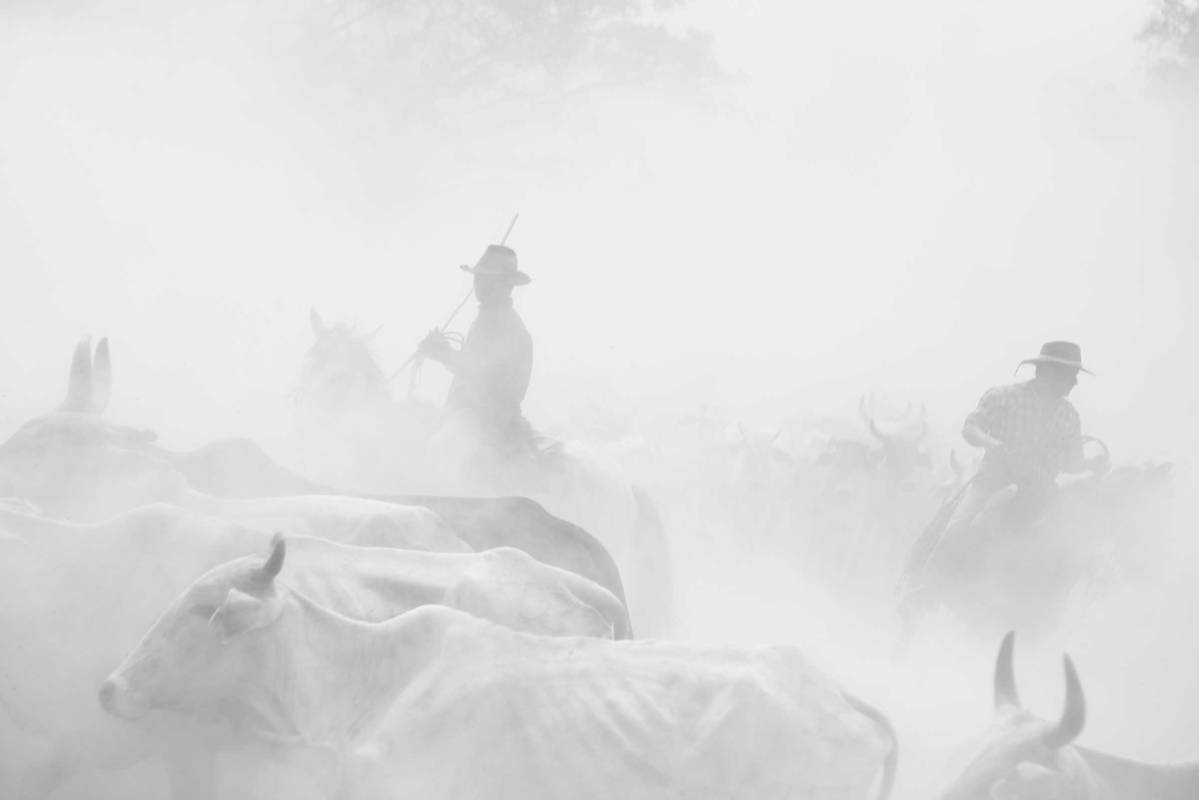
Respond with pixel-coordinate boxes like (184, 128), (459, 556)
(416, 244), (540, 480)
(943, 341), (1108, 537)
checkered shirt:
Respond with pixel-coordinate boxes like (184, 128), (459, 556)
(966, 380), (1083, 490)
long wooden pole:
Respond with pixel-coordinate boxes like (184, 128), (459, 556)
(388, 213), (520, 382)
(500, 212), (520, 245)
(437, 213), (520, 331)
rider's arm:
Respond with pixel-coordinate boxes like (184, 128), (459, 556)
(963, 421), (1002, 451)
(418, 330), (463, 373)
(962, 388), (1005, 451)
(1057, 409), (1088, 474)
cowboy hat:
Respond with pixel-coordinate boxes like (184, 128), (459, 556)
(459, 244), (531, 286)
(1017, 341), (1094, 375)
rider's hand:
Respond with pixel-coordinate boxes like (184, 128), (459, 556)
(417, 329), (453, 360)
(984, 437), (1008, 460)
(1086, 452), (1111, 476)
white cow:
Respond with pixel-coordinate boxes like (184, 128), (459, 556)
(461, 438), (676, 637)
(0, 508), (625, 800)
(103, 540), (898, 800)
(937, 632), (1199, 800)
(1, 339), (634, 617)
(171, 485), (471, 553)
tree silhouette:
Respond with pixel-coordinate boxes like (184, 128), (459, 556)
(285, 0), (723, 102)
(1140, 0), (1199, 87)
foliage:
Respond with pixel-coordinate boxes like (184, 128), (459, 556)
(281, 0), (724, 102)
(1139, 0), (1199, 87)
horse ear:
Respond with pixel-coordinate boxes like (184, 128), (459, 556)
(62, 337), (93, 412)
(89, 338), (111, 414)
(363, 324), (383, 342)
(309, 308), (326, 337)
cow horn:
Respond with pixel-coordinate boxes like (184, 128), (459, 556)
(309, 307), (327, 337)
(914, 404), (928, 441)
(860, 393), (892, 442)
(994, 631), (1021, 711)
(858, 393), (873, 425)
(63, 337), (93, 412)
(770, 428), (782, 443)
(255, 534), (286, 583)
(1043, 655), (1086, 749)
(90, 338), (111, 415)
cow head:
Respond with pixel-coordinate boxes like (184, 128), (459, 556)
(732, 424), (795, 466)
(859, 393), (933, 479)
(100, 535), (288, 721)
(0, 340), (184, 519)
(937, 632), (1089, 800)
(815, 436), (873, 472)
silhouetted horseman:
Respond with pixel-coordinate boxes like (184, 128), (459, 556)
(418, 244), (539, 479)
(899, 341), (1112, 614)
(942, 341), (1105, 535)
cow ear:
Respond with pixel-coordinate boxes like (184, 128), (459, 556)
(991, 761), (1063, 799)
(1014, 762), (1059, 784)
(89, 338), (111, 415)
(309, 307), (326, 337)
(62, 337), (93, 412)
(988, 778), (1015, 800)
(210, 588), (275, 639)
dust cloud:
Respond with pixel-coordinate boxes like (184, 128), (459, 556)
(1, 0), (1196, 797)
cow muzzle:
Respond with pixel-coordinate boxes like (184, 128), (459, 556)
(98, 675), (149, 720)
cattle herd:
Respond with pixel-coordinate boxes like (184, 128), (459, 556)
(0, 336), (1193, 799)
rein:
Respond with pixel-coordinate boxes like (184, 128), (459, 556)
(405, 330), (464, 399)
(389, 212), (519, 387)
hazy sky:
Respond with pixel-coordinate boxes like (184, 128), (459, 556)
(1, 0), (1195, 458)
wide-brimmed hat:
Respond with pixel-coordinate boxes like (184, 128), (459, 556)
(1017, 341), (1094, 375)
(459, 244), (531, 286)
